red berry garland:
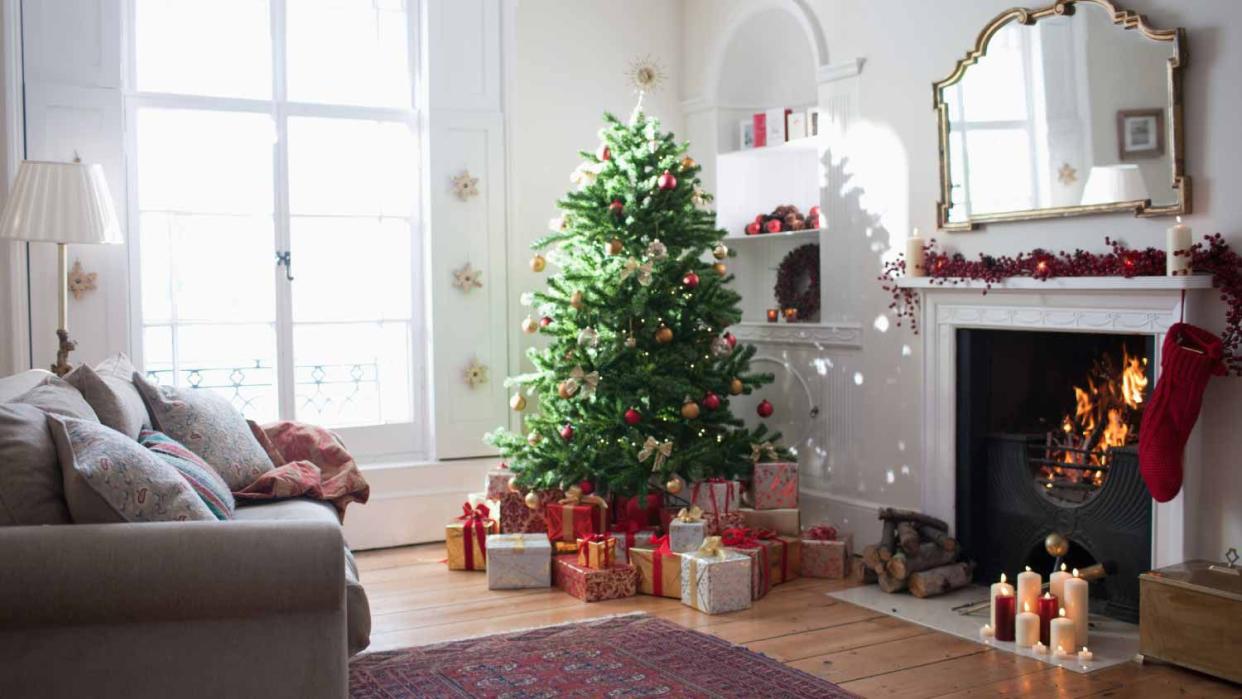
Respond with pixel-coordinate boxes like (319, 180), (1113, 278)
(879, 234), (1242, 375)
(774, 243), (821, 321)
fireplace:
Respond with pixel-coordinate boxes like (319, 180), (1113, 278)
(955, 329), (1154, 622)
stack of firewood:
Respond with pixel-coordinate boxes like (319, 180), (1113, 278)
(860, 508), (975, 598)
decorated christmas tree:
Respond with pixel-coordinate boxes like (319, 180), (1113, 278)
(486, 105), (782, 498)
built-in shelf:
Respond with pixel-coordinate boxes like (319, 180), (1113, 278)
(724, 227), (826, 243)
(718, 135), (825, 160)
(731, 320), (862, 348)
(894, 275), (1214, 292)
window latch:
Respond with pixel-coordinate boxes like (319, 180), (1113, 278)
(276, 250), (293, 281)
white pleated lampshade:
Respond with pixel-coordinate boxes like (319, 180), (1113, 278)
(1080, 164), (1150, 206)
(0, 160), (122, 244)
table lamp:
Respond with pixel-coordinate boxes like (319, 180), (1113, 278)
(0, 159), (122, 375)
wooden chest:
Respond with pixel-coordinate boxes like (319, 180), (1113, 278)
(1139, 560), (1242, 684)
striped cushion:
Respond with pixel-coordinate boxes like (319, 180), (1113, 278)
(139, 430), (235, 520)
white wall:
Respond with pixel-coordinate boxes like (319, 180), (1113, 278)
(682, 0), (1240, 558)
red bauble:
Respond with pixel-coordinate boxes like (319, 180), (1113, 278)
(682, 271), (700, 289)
(754, 214), (766, 225)
(560, 423), (575, 441)
(609, 199), (624, 217)
(809, 205), (821, 218)
(539, 316), (553, 328)
(702, 392), (721, 411)
(745, 222), (761, 236)
(757, 399), (774, 418)
(578, 480), (594, 495)
(807, 214), (820, 229)
(597, 144), (611, 161)
(765, 219), (783, 234)
(724, 332), (737, 348)
(657, 169), (677, 190)
(624, 408), (642, 425)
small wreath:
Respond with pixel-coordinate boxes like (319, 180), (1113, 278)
(774, 243), (820, 320)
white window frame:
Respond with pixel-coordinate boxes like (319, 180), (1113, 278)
(121, 0), (429, 463)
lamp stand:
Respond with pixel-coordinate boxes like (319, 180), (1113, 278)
(51, 242), (76, 377)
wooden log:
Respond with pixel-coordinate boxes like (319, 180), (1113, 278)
(878, 507), (949, 532)
(848, 555), (877, 584)
(918, 525), (958, 553)
(896, 521), (921, 556)
(909, 561), (975, 599)
(861, 545), (887, 575)
(887, 542), (958, 580)
(877, 572), (908, 594)
(877, 519), (896, 560)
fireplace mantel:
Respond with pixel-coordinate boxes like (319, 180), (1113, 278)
(911, 277), (1209, 569)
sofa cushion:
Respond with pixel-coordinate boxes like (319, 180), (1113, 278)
(233, 499), (371, 654)
(95, 354), (151, 424)
(14, 375), (98, 421)
(132, 373), (273, 491)
(140, 430), (236, 520)
(48, 415), (216, 524)
(64, 363), (147, 439)
(0, 404), (71, 525)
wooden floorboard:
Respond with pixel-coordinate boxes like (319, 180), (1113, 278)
(356, 544), (1242, 698)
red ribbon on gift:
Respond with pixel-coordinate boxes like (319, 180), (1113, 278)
(755, 528), (791, 582)
(720, 526), (757, 548)
(691, 477), (736, 515)
(804, 524), (838, 541)
(457, 502), (491, 570)
(647, 534), (673, 596)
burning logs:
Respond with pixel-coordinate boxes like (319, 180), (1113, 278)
(865, 508), (969, 598)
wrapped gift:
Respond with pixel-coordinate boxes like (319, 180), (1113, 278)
(498, 488), (563, 534)
(485, 463), (517, 501)
(552, 554), (639, 602)
(554, 540), (578, 555)
(801, 524), (852, 579)
(689, 478), (740, 515)
(576, 534), (616, 569)
(751, 461), (798, 510)
(487, 533), (552, 589)
(467, 491), (500, 514)
(545, 491), (609, 543)
(608, 522), (659, 563)
(720, 527), (771, 600)
(668, 505), (707, 553)
(705, 510), (746, 536)
(613, 492), (662, 528)
(756, 530), (801, 585)
(680, 536), (752, 614)
(446, 503), (499, 571)
(630, 536), (682, 598)
(739, 507), (800, 537)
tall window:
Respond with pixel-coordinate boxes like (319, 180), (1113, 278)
(127, 0), (422, 458)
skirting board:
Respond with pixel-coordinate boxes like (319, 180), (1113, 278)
(828, 584), (1140, 674)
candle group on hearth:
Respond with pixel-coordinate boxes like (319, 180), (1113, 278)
(986, 567), (1092, 653)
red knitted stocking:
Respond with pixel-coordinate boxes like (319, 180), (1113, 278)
(1138, 323), (1225, 502)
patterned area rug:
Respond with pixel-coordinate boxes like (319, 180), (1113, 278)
(349, 613), (856, 698)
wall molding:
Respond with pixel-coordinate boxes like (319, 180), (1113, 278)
(817, 57), (865, 84)
(0, 0), (28, 374)
(731, 321), (863, 348)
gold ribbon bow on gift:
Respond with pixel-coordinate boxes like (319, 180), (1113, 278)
(750, 441), (780, 464)
(637, 436), (673, 472)
(697, 535), (726, 559)
(564, 366), (599, 398)
(621, 258), (653, 286)
(675, 505), (704, 523)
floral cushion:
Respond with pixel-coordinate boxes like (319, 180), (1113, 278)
(132, 373), (274, 491)
(47, 415), (215, 523)
(140, 430), (235, 520)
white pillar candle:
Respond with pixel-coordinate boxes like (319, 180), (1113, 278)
(990, 572), (1013, 630)
(1167, 216), (1192, 276)
(1078, 647), (1094, 663)
(1050, 608), (1076, 657)
(1016, 566), (1041, 615)
(905, 228), (926, 277)
(1015, 601), (1040, 647)
(1049, 563), (1071, 602)
(1064, 569), (1089, 647)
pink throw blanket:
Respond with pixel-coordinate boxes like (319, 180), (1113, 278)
(235, 421), (371, 519)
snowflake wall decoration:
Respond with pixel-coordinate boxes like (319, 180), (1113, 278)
(67, 260), (97, 300)
(463, 357), (489, 388)
(452, 262), (484, 293)
(1057, 162), (1078, 185)
(451, 170), (479, 200)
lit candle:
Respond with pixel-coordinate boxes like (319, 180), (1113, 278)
(1064, 568), (1089, 648)
(1167, 216), (1192, 276)
(990, 572), (1014, 630)
(979, 624), (994, 640)
(1033, 641), (1048, 654)
(782, 307), (798, 322)
(1017, 566), (1041, 615)
(905, 228), (926, 277)
(1015, 601), (1040, 647)
(1078, 646), (1094, 663)
(1037, 592), (1059, 646)
(1050, 608), (1075, 657)
(766, 309), (779, 323)
(994, 590), (1016, 642)
(1049, 562), (1071, 602)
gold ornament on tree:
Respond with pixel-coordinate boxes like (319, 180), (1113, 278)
(712, 262), (727, 276)
(606, 238), (623, 256)
(508, 478), (522, 493)
(680, 399), (700, 420)
(665, 474), (685, 494)
(712, 244), (729, 260)
(680, 155), (697, 171)
(527, 431), (542, 446)
(529, 254), (547, 272)
(521, 316), (539, 334)
(509, 393), (527, 411)
(570, 290), (584, 310)
(655, 326), (673, 344)
(729, 377), (744, 395)
(524, 491), (541, 510)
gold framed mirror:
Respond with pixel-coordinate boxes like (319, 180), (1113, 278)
(934, 0), (1188, 231)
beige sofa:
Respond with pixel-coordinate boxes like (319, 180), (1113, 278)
(0, 370), (370, 699)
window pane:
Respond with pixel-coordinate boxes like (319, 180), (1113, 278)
(287, 117), (417, 217)
(965, 129), (1035, 214)
(135, 0), (272, 99)
(286, 0), (411, 107)
(293, 322), (412, 427)
(958, 24), (1029, 123)
(290, 217), (411, 323)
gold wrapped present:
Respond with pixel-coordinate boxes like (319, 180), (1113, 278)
(631, 537), (682, 598)
(576, 534), (617, 569)
(446, 503), (499, 571)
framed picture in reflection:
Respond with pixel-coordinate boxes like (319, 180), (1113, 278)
(1117, 109), (1164, 160)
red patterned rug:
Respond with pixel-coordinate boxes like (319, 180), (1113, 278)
(349, 613), (856, 698)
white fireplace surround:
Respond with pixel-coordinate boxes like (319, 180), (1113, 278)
(898, 275), (1215, 569)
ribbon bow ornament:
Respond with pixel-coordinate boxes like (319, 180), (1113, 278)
(621, 258), (653, 286)
(750, 441), (780, 464)
(675, 505), (703, 523)
(565, 365), (599, 398)
(804, 524), (839, 541)
(637, 436), (673, 472)
(645, 239), (668, 261)
(697, 536), (726, 559)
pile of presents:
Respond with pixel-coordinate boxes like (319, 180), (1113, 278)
(446, 460), (853, 615)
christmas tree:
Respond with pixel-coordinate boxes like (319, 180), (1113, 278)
(486, 106), (782, 497)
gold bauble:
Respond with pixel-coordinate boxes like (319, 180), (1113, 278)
(681, 400), (700, 420)
(524, 491), (541, 509)
(655, 326), (674, 344)
(530, 254), (547, 272)
(570, 290), (584, 310)
(508, 479), (522, 493)
(729, 378), (744, 395)
(509, 393), (527, 411)
(606, 238), (623, 256)
(557, 381), (574, 399)
(665, 475), (685, 494)
(712, 262), (727, 276)
(1045, 532), (1070, 558)
(527, 431), (542, 446)
(680, 155), (697, 171)
(521, 316), (538, 334)
(713, 244), (728, 260)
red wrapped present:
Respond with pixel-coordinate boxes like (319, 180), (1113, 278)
(689, 478), (740, 515)
(613, 492), (662, 528)
(720, 527), (771, 599)
(801, 524), (852, 579)
(552, 554), (639, 602)
(545, 491), (608, 543)
(498, 488), (563, 534)
(576, 534), (616, 569)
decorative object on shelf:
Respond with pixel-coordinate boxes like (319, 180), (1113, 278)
(66, 260), (98, 300)
(451, 170), (479, 201)
(626, 55), (666, 94)
(744, 204), (816, 236)
(451, 261), (483, 292)
(738, 120), (755, 150)
(1118, 108), (1165, 160)
(1167, 216), (1192, 276)
(806, 108), (823, 137)
(782, 308), (798, 322)
(905, 228), (926, 278)
(774, 243), (820, 322)
(1057, 162), (1078, 186)
(766, 309), (779, 323)
(786, 111), (807, 140)
(462, 358), (489, 388)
